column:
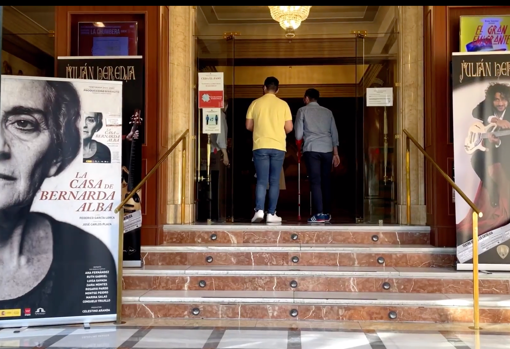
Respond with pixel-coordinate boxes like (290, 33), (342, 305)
(165, 6), (196, 223)
(397, 6), (426, 224)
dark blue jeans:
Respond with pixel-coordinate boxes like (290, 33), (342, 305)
(304, 151), (333, 214)
(253, 148), (285, 214)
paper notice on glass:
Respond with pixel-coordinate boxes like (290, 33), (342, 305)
(366, 87), (393, 107)
(457, 222), (510, 263)
(124, 210), (142, 233)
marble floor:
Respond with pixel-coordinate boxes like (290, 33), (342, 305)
(1, 319), (509, 349)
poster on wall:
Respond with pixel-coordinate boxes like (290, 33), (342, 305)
(452, 51), (510, 271)
(460, 15), (510, 52)
(57, 56), (144, 268)
(0, 75), (122, 327)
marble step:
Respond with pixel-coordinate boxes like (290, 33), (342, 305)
(162, 224), (430, 245)
(141, 244), (456, 268)
(122, 265), (510, 294)
(121, 290), (510, 323)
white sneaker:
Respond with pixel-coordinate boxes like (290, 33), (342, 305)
(251, 210), (264, 223)
(266, 212), (282, 223)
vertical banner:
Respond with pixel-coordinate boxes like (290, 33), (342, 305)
(460, 16), (510, 52)
(57, 56), (144, 268)
(0, 76), (122, 327)
(453, 51), (510, 271)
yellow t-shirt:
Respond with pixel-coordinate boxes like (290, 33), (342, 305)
(246, 93), (292, 152)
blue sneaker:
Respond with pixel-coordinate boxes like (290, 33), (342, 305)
(323, 213), (331, 222)
(308, 213), (326, 223)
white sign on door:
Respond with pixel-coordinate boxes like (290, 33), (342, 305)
(202, 108), (222, 134)
(366, 87), (393, 107)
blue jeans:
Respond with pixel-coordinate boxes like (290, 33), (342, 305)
(253, 148), (285, 214)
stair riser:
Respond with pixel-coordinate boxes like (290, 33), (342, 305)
(162, 230), (430, 245)
(123, 276), (509, 294)
(142, 252), (455, 268)
(122, 303), (509, 323)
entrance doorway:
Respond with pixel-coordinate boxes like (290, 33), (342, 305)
(195, 15), (399, 224)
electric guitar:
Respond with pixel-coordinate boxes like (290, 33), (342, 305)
(464, 120), (510, 154)
(121, 110), (143, 214)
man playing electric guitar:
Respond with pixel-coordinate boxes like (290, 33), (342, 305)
(471, 83), (510, 207)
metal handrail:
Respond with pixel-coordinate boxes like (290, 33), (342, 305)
(114, 129), (189, 325)
(403, 129), (483, 331)
(115, 129), (189, 221)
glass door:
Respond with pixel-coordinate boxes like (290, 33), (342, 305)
(228, 34), (359, 223)
(195, 34), (235, 223)
(356, 30), (399, 224)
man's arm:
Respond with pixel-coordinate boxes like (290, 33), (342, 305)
(246, 101), (255, 131)
(218, 112), (229, 165)
(284, 104), (293, 134)
(330, 113), (339, 151)
(294, 108), (304, 141)
(331, 113), (340, 167)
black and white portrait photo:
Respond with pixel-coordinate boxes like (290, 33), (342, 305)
(0, 76), (122, 326)
(83, 112), (112, 164)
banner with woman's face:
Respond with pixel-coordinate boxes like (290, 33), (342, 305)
(0, 75), (122, 328)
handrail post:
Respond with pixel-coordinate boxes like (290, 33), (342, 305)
(471, 211), (481, 331)
(181, 137), (187, 225)
(406, 136), (411, 225)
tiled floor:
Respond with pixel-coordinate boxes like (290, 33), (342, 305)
(1, 320), (510, 349)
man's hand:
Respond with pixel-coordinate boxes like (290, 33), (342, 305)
(495, 119), (510, 129)
(221, 149), (230, 167)
(223, 155), (230, 167)
(126, 129), (140, 141)
(333, 154), (340, 167)
(488, 133), (500, 144)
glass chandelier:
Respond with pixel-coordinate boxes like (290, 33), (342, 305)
(268, 6), (311, 31)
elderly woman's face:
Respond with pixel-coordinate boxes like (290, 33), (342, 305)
(82, 115), (97, 140)
(0, 79), (58, 211)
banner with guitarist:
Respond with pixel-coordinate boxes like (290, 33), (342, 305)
(453, 51), (510, 271)
(57, 56), (145, 267)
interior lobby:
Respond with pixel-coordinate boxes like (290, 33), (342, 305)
(1, 5), (510, 349)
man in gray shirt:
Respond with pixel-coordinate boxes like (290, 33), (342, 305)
(294, 88), (340, 223)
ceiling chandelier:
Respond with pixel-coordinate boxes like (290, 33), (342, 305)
(268, 6), (311, 37)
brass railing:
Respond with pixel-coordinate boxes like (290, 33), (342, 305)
(113, 128), (189, 324)
(403, 129), (483, 330)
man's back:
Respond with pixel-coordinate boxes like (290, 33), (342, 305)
(246, 94), (292, 152)
(295, 102), (338, 153)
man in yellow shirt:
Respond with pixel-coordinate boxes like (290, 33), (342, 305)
(246, 76), (293, 223)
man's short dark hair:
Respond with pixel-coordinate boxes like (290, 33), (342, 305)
(305, 88), (320, 101)
(485, 83), (510, 101)
(264, 76), (279, 92)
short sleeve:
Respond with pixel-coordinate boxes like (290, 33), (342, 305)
(246, 101), (255, 120)
(284, 103), (292, 121)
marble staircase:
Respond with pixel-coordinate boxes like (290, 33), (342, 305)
(122, 225), (510, 323)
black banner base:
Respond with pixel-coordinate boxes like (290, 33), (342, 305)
(456, 263), (510, 272)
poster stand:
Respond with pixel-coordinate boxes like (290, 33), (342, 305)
(0, 76), (122, 329)
(198, 73), (225, 224)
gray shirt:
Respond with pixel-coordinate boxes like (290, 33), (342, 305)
(294, 102), (339, 153)
(211, 110), (228, 152)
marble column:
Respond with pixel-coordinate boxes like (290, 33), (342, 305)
(165, 6), (196, 223)
(397, 6), (426, 225)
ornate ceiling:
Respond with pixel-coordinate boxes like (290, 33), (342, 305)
(199, 6), (380, 25)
